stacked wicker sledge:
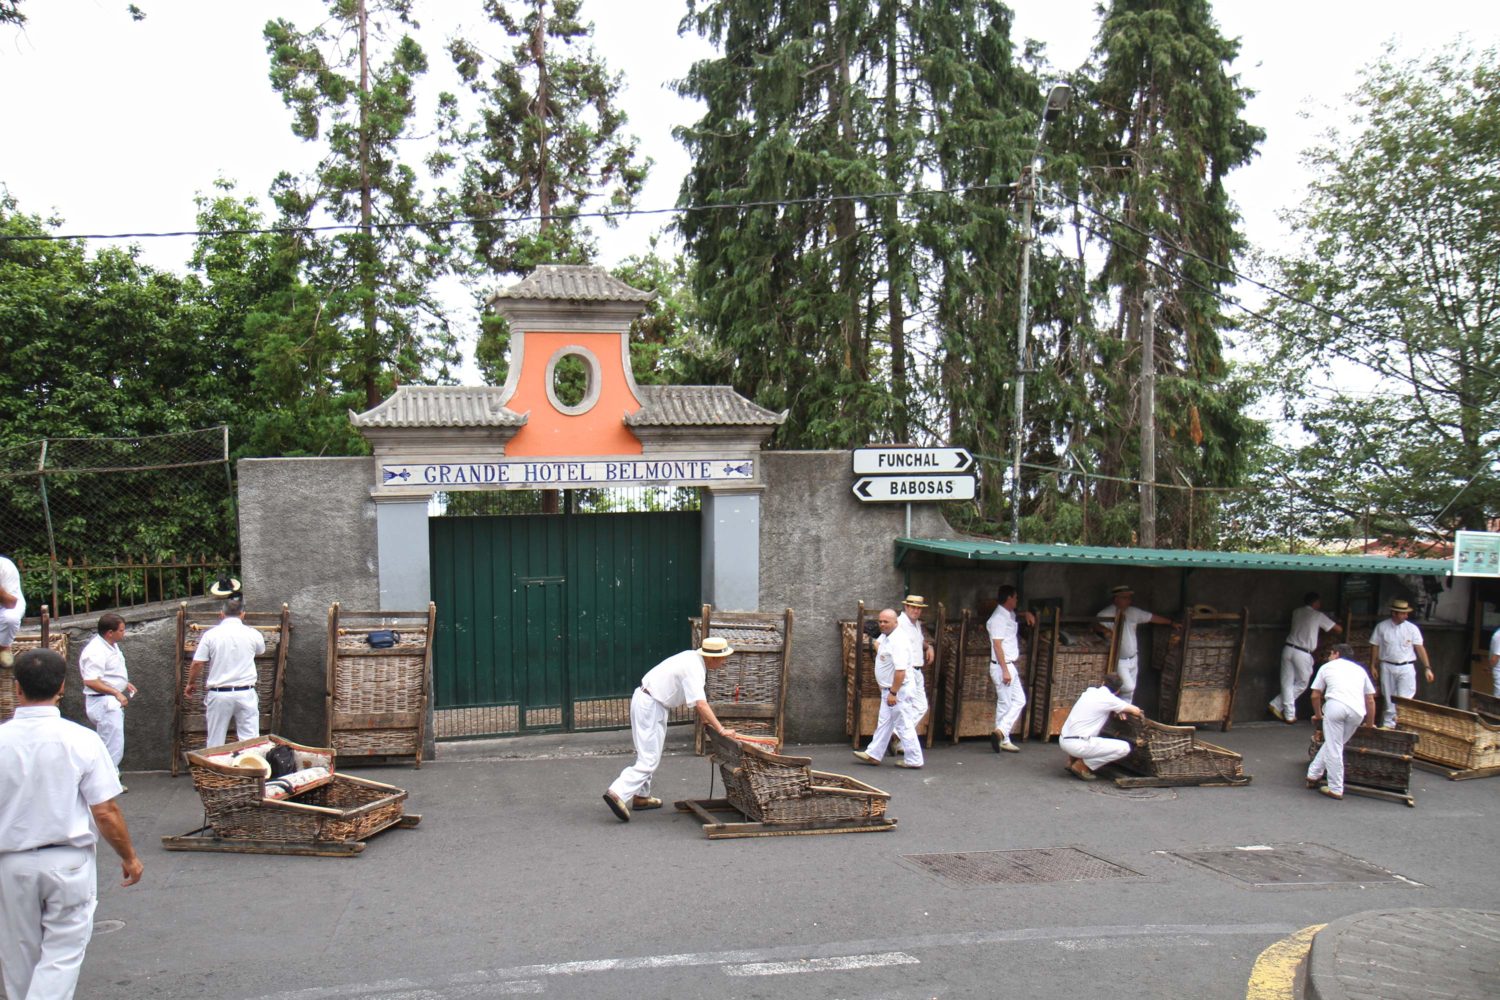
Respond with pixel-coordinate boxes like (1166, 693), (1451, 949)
(1395, 696), (1500, 780)
(1308, 725), (1417, 806)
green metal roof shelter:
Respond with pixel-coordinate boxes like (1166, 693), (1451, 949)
(893, 539), (1453, 578)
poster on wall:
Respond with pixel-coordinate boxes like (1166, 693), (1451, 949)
(1454, 530), (1500, 578)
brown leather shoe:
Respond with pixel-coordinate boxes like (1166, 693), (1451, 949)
(1318, 786), (1343, 800)
(631, 796), (663, 810)
(1068, 760), (1097, 781)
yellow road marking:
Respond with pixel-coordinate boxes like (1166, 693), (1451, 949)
(1246, 923), (1324, 1000)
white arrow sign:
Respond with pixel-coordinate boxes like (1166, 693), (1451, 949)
(852, 447), (974, 475)
(852, 475), (976, 503)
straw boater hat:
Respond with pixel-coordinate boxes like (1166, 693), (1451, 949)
(1389, 598), (1414, 614)
(902, 595), (928, 608)
(209, 576), (242, 598)
(698, 636), (734, 658)
(1111, 584), (1134, 596)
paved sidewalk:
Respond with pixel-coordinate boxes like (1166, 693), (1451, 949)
(1305, 908), (1500, 1000)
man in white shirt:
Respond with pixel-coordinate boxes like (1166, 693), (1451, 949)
(0, 647), (143, 1000)
(853, 609), (924, 768)
(1269, 591), (1342, 724)
(1306, 643), (1378, 800)
(895, 595), (931, 750)
(604, 637), (737, 822)
(1369, 598), (1433, 728)
(0, 553), (25, 668)
(1488, 627), (1500, 699)
(1058, 674), (1143, 780)
(1095, 585), (1175, 704)
(79, 612), (135, 773)
(183, 597), (267, 747)
(987, 585), (1035, 753)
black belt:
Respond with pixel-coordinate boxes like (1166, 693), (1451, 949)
(16, 842), (72, 852)
(208, 685), (255, 692)
(1382, 661), (1415, 667)
(1285, 643), (1312, 653)
(87, 691), (112, 697)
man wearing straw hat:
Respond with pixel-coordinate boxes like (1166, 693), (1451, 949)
(0, 648), (143, 1000)
(1370, 598), (1433, 728)
(183, 596), (265, 748)
(852, 608), (924, 768)
(895, 596), (932, 756)
(1095, 585), (1175, 704)
(603, 637), (737, 823)
(0, 553), (24, 669)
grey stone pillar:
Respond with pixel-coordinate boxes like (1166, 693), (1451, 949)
(702, 489), (761, 612)
(375, 495), (432, 611)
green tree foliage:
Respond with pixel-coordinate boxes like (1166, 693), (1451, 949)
(1059, 0), (1264, 542)
(444, 0), (647, 275)
(265, 0), (459, 411)
(1256, 43), (1500, 538)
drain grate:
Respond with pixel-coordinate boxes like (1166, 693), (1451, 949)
(902, 848), (1143, 888)
(1169, 843), (1418, 889)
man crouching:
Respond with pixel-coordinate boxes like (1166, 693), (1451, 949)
(603, 637), (737, 822)
(1058, 673), (1142, 781)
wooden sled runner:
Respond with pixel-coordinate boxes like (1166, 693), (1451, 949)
(1102, 715), (1251, 788)
(162, 735), (421, 857)
(675, 729), (896, 839)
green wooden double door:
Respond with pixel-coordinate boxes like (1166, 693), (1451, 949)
(430, 511), (702, 734)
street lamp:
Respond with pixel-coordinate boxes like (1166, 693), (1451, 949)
(1009, 81), (1072, 544)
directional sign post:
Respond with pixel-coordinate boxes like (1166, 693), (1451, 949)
(852, 447), (974, 475)
(852, 474), (977, 503)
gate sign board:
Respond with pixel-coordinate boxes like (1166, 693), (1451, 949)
(1454, 530), (1500, 577)
(852, 475), (977, 503)
(852, 447), (974, 475)
(381, 457), (755, 490)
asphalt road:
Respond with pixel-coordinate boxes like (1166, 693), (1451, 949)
(78, 724), (1500, 999)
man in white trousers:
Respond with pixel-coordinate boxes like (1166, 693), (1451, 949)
(987, 585), (1035, 753)
(1369, 598), (1432, 728)
(1269, 592), (1341, 724)
(852, 609), (923, 768)
(0, 553), (24, 668)
(1095, 585), (1174, 704)
(1489, 626), (1500, 699)
(79, 612), (135, 784)
(0, 647), (143, 1000)
(895, 595), (931, 759)
(604, 637), (736, 822)
(1058, 674), (1142, 781)
(1306, 643), (1378, 800)
(183, 597), (265, 747)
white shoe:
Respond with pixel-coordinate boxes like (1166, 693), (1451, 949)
(999, 740), (1020, 753)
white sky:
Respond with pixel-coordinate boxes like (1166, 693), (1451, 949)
(3, 1), (1498, 385)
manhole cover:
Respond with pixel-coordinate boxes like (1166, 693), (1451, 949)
(94, 920), (125, 935)
(902, 848), (1143, 888)
(1169, 843), (1420, 889)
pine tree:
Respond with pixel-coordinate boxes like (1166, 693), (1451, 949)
(265, 0), (459, 410)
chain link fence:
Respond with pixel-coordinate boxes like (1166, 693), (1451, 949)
(0, 428), (238, 617)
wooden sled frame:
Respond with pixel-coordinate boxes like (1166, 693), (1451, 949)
(673, 797), (897, 839)
(690, 604), (793, 754)
(161, 813), (422, 857)
(1411, 760), (1500, 781)
(326, 602), (435, 767)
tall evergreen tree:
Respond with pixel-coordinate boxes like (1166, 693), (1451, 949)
(265, 0), (459, 410)
(1069, 0), (1264, 544)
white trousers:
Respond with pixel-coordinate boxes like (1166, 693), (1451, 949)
(989, 660), (1026, 737)
(0, 844), (97, 1000)
(1272, 646), (1315, 721)
(0, 602), (22, 648)
(1308, 700), (1364, 795)
(204, 690), (259, 748)
(1059, 734), (1130, 772)
(864, 688), (922, 765)
(83, 697), (125, 767)
(609, 688), (668, 801)
(1379, 662), (1416, 728)
(1493, 664), (1500, 701)
(1115, 655), (1138, 703)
